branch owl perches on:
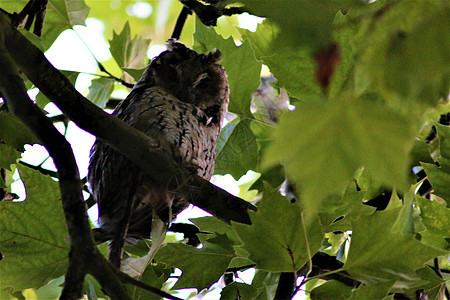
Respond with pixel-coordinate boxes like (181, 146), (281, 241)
(88, 40), (230, 268)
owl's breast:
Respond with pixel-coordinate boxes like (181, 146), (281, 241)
(129, 87), (220, 180)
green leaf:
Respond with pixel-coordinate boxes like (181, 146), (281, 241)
(44, 0), (91, 49)
(420, 123), (450, 207)
(263, 96), (416, 217)
(194, 19), (262, 117)
(436, 123), (450, 160)
(109, 22), (150, 71)
(0, 167), (69, 291)
(127, 264), (171, 300)
(1, 0), (90, 50)
(0, 144), (20, 170)
(190, 216), (240, 244)
(241, 21), (322, 102)
(356, 1), (450, 109)
(122, 67), (146, 83)
(416, 196), (450, 250)
(156, 234), (236, 291)
(250, 270), (279, 300)
(410, 267), (448, 300)
(318, 186), (366, 232)
(391, 186), (416, 235)
(421, 162), (450, 207)
(310, 280), (353, 300)
(233, 184), (323, 272)
(87, 78), (115, 108)
(344, 208), (447, 285)
(347, 280), (396, 300)
(214, 119), (259, 178)
(220, 282), (257, 300)
(0, 112), (39, 150)
(240, 0), (358, 50)
(410, 138), (434, 166)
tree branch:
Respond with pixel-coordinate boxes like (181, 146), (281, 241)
(274, 272), (296, 300)
(0, 39), (129, 299)
(178, 0), (245, 27)
(19, 160), (58, 178)
(0, 13), (256, 225)
(9, 0), (48, 36)
(171, 6), (191, 40)
(116, 270), (183, 300)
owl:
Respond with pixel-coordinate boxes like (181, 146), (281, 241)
(88, 40), (229, 268)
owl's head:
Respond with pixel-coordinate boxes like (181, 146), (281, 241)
(136, 40), (229, 123)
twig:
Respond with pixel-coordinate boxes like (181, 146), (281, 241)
(97, 61), (134, 88)
(105, 98), (124, 109)
(19, 160), (58, 178)
(70, 29), (134, 89)
(432, 259), (450, 299)
(226, 264), (256, 273)
(116, 270), (183, 300)
(178, 0), (245, 27)
(171, 6), (192, 40)
(10, 0), (48, 37)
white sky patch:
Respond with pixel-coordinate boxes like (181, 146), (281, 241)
(238, 12), (265, 32)
(148, 44), (167, 59)
(127, 2), (153, 19)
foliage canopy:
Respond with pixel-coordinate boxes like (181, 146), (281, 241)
(0, 0), (449, 299)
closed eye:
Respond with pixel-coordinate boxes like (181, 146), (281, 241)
(193, 73), (209, 87)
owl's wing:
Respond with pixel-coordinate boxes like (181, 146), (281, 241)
(88, 87), (220, 231)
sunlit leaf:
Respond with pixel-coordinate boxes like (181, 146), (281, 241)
(194, 19), (261, 117)
(0, 0), (90, 49)
(123, 67), (146, 83)
(44, 0), (91, 49)
(241, 21), (322, 102)
(87, 78), (115, 108)
(109, 21), (150, 71)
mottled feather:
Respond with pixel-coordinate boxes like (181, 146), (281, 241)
(88, 40), (229, 267)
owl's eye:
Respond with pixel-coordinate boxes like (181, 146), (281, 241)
(193, 73), (209, 87)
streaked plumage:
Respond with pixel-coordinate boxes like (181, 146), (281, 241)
(88, 40), (229, 267)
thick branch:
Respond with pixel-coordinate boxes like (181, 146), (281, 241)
(274, 272), (296, 300)
(0, 43), (129, 299)
(0, 14), (256, 225)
